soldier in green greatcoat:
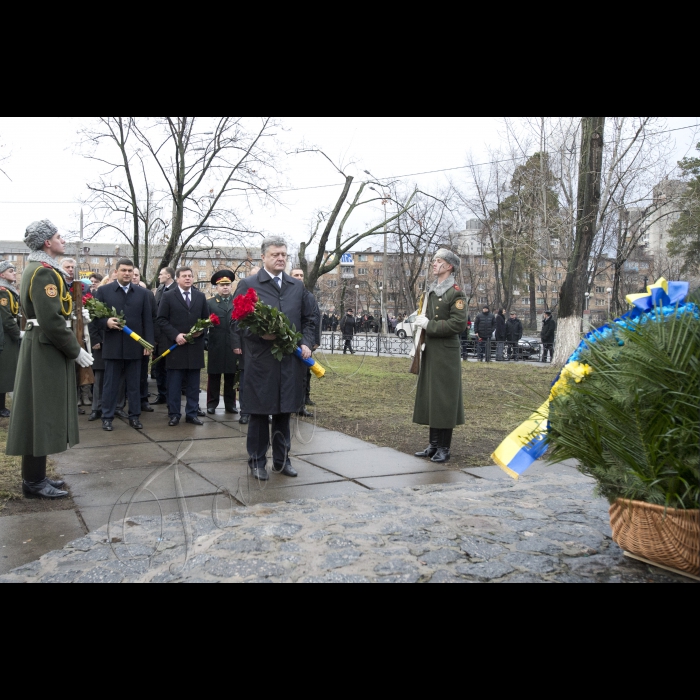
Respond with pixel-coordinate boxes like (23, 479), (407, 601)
(6, 220), (95, 499)
(0, 260), (21, 417)
(206, 270), (239, 415)
(412, 249), (468, 464)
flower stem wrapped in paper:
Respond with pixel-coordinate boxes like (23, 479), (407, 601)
(151, 314), (221, 366)
(233, 289), (325, 377)
(83, 294), (154, 351)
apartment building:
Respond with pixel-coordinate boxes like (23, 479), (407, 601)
(0, 241), (256, 290)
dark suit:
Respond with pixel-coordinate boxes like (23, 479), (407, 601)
(206, 295), (237, 412)
(157, 286), (209, 420)
(95, 282), (155, 420)
(233, 270), (315, 471)
(153, 283), (175, 400)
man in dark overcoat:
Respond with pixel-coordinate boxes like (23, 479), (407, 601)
(341, 310), (356, 354)
(96, 259), (155, 432)
(413, 249), (468, 464)
(157, 267), (210, 426)
(151, 267), (176, 405)
(207, 270), (238, 415)
(0, 261), (21, 417)
(291, 267), (321, 415)
(233, 239), (316, 481)
(540, 311), (557, 363)
(7, 220), (94, 499)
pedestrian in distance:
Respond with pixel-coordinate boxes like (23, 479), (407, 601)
(341, 310), (357, 354)
(0, 261), (22, 417)
(412, 249), (468, 464)
(233, 238), (316, 482)
(541, 311), (557, 363)
(495, 308), (507, 361)
(6, 220), (94, 499)
(474, 306), (496, 362)
(96, 259), (154, 432)
(157, 267), (210, 427)
(206, 270), (239, 415)
(506, 311), (523, 361)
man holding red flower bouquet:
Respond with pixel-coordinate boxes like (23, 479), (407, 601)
(232, 238), (316, 481)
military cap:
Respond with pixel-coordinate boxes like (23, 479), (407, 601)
(25, 220), (58, 251)
(0, 260), (16, 275)
(211, 270), (235, 286)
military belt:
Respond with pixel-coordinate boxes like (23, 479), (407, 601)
(26, 319), (73, 329)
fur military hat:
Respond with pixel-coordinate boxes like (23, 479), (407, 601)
(0, 260), (16, 275)
(25, 220), (58, 251)
(433, 248), (461, 270)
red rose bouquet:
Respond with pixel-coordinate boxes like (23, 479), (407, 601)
(232, 289), (302, 362)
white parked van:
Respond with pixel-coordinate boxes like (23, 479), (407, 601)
(395, 312), (418, 339)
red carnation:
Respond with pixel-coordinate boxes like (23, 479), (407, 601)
(83, 294), (93, 303)
(232, 288), (258, 321)
(209, 313), (221, 327)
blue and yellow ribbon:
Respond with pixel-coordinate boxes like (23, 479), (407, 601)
(295, 347), (326, 378)
(121, 325), (154, 351)
(492, 278), (694, 479)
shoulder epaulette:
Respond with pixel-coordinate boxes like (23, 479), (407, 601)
(42, 263), (53, 269)
(454, 285), (461, 291)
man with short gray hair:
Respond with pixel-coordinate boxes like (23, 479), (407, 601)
(233, 238), (316, 481)
(60, 258), (77, 285)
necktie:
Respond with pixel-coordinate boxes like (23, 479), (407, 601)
(185, 292), (191, 308)
(275, 277), (282, 289)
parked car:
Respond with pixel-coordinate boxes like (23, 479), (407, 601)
(518, 337), (542, 361)
(395, 312), (417, 339)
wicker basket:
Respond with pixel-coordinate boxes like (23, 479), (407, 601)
(610, 499), (700, 577)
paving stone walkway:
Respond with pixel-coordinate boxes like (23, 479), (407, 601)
(1, 455), (694, 584)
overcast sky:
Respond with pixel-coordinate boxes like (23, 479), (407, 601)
(1, 117), (698, 247)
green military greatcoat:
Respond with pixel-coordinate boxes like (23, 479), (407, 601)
(6, 261), (82, 457)
(0, 284), (21, 393)
(413, 277), (468, 430)
(207, 295), (237, 375)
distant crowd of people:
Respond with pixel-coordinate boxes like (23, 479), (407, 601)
(463, 306), (557, 363)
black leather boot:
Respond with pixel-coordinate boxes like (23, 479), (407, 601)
(415, 429), (439, 459)
(431, 429), (453, 464)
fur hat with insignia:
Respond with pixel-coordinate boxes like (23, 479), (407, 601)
(433, 248), (461, 270)
(211, 270), (235, 286)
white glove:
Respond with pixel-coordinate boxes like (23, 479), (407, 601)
(75, 349), (95, 368)
(20, 331), (25, 339)
(82, 309), (91, 323)
(414, 315), (430, 330)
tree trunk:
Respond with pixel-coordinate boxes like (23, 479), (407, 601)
(529, 269), (537, 328)
(554, 117), (606, 366)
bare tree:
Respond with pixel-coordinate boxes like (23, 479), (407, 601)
(81, 117), (279, 285)
(0, 134), (10, 182)
(297, 152), (419, 293)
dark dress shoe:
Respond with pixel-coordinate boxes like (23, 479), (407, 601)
(431, 448), (451, 464)
(23, 479), (68, 500)
(78, 408), (86, 415)
(141, 404), (155, 413)
(186, 418), (204, 426)
(207, 408), (216, 415)
(0, 408), (11, 418)
(115, 410), (129, 420)
(250, 466), (269, 482)
(47, 478), (66, 489)
(102, 420), (114, 432)
(197, 408), (206, 418)
(88, 411), (102, 422)
(298, 408), (314, 419)
(151, 396), (168, 405)
(169, 417), (180, 427)
(129, 419), (144, 430)
(239, 415), (250, 425)
(225, 407), (239, 415)
(275, 461), (298, 478)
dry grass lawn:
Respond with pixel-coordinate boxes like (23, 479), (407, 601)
(308, 355), (555, 469)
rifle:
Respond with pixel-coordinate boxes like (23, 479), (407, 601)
(73, 282), (95, 387)
(409, 293), (429, 376)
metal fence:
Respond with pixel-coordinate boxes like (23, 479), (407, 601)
(320, 333), (546, 362)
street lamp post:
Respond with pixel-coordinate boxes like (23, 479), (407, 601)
(607, 288), (613, 316)
(355, 285), (360, 318)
